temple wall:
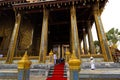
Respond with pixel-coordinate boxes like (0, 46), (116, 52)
(0, 16), (34, 56)
(15, 18), (34, 57)
(0, 17), (14, 51)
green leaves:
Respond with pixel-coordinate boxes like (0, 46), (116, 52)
(106, 28), (120, 45)
(94, 40), (99, 47)
(94, 27), (120, 52)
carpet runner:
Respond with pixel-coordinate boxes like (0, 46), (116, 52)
(46, 62), (67, 80)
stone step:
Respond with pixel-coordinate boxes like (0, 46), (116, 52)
(0, 64), (49, 69)
(48, 74), (67, 77)
(49, 68), (67, 71)
(78, 68), (120, 79)
(48, 72), (67, 75)
(47, 63), (67, 78)
(79, 74), (120, 79)
(1, 62), (119, 69)
(81, 62), (120, 69)
(1, 62), (120, 69)
(0, 68), (120, 79)
(47, 70), (67, 74)
(48, 70), (67, 72)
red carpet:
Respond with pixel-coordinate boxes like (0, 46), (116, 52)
(46, 62), (67, 80)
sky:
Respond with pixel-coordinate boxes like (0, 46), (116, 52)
(101, 0), (120, 32)
(92, 0), (120, 49)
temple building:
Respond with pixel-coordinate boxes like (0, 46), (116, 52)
(0, 0), (113, 63)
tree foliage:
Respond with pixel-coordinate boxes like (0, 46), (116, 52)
(94, 40), (99, 47)
(106, 28), (120, 46)
(94, 28), (120, 53)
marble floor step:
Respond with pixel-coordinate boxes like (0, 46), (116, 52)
(49, 69), (67, 72)
(49, 68), (67, 71)
(48, 74), (67, 77)
(48, 72), (67, 74)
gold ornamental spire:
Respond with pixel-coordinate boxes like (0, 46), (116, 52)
(18, 51), (32, 69)
(65, 49), (70, 55)
(68, 51), (81, 70)
(49, 50), (53, 56)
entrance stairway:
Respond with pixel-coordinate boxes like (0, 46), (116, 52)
(46, 62), (67, 80)
(0, 62), (120, 80)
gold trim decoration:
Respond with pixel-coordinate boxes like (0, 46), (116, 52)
(18, 51), (32, 69)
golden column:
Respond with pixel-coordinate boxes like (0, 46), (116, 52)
(68, 51), (81, 80)
(58, 45), (61, 59)
(87, 21), (96, 54)
(62, 45), (64, 59)
(39, 8), (49, 63)
(70, 4), (80, 59)
(83, 28), (88, 54)
(18, 51), (32, 80)
(79, 39), (83, 55)
(93, 2), (113, 61)
(6, 12), (21, 63)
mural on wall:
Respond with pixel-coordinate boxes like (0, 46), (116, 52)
(18, 20), (34, 50)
